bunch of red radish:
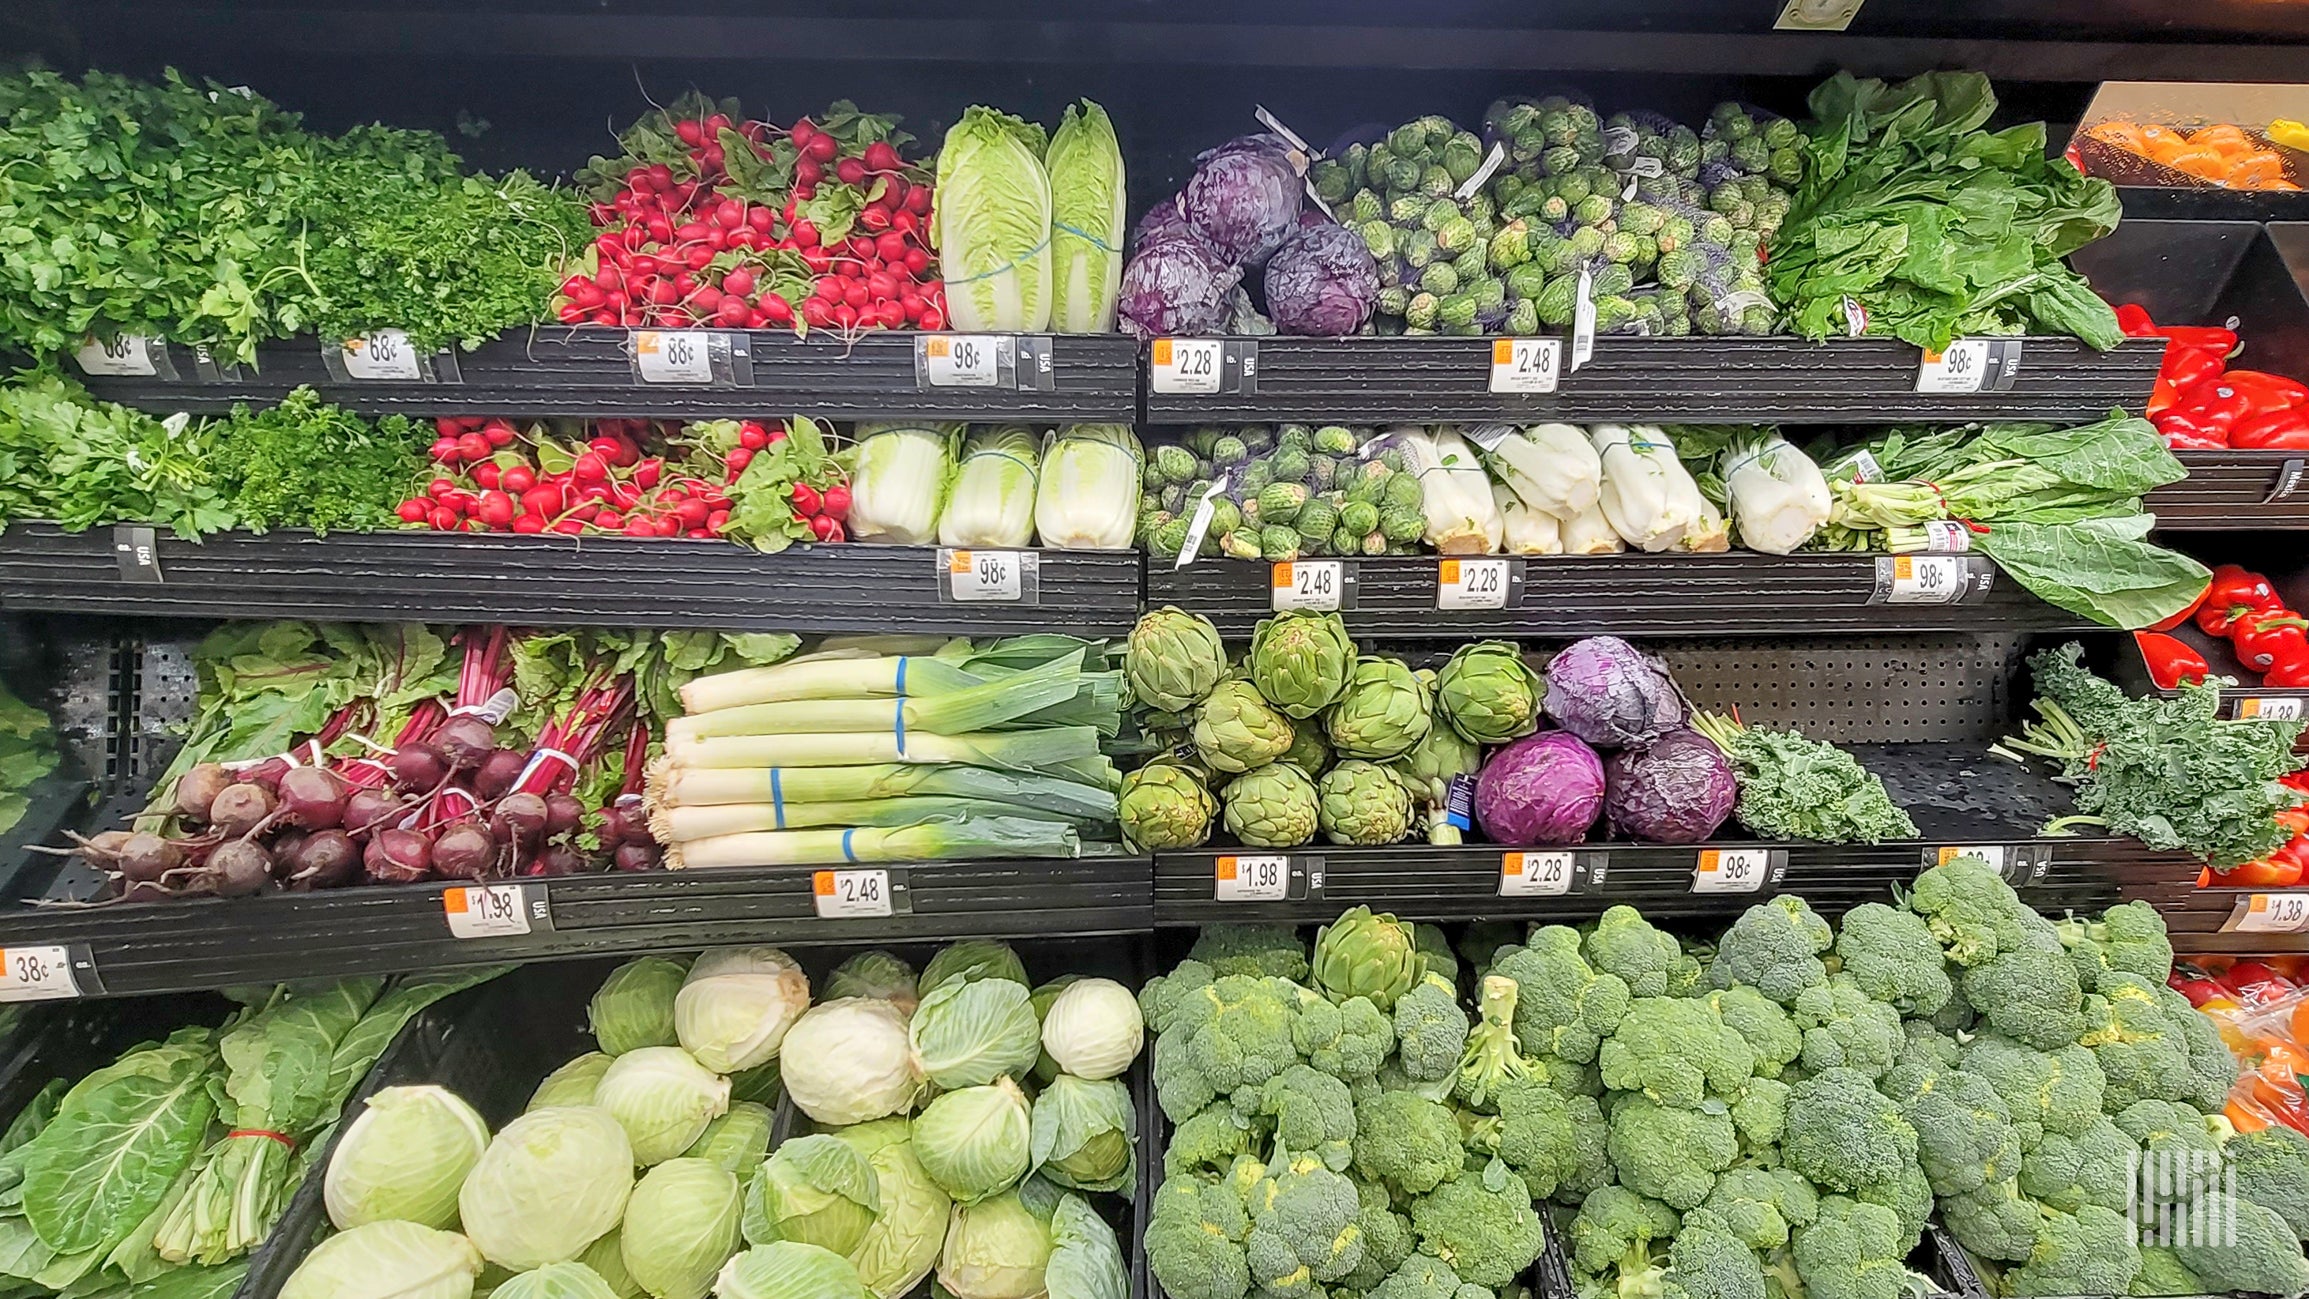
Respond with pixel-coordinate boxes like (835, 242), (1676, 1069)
(398, 415), (736, 539)
(558, 98), (947, 335)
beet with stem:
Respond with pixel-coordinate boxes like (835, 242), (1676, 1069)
(285, 830), (360, 890)
(273, 767), (349, 830)
(364, 828), (432, 884)
(431, 820), (495, 880)
(473, 748), (527, 800)
(173, 764), (232, 822)
(207, 783), (276, 838)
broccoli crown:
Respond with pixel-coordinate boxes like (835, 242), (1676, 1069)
(1409, 1161), (1549, 1288)
(1194, 924), (1315, 983)
(1852, 1162), (1932, 1255)
(1416, 924), (1462, 985)
(1608, 1092), (1741, 1210)
(1710, 897), (1834, 1005)
(2130, 1245), (2205, 1297)
(1587, 906), (1705, 999)
(1368, 1253), (1467, 1299)
(1704, 1166), (1821, 1252)
(1790, 975), (1903, 1081)
(1832, 903), (1954, 1018)
(1292, 984), (1393, 1083)
(1344, 1181), (1417, 1292)
(1903, 856), (2031, 968)
(2169, 1193), (2309, 1297)
(2228, 1124), (2309, 1242)
(1789, 1196), (1914, 1299)
(2109, 1099), (2229, 1199)
(1959, 1032), (2106, 1146)
(1600, 996), (1758, 1108)
(2157, 983), (2242, 1112)
(1896, 1020), (1962, 1073)
(1169, 1102), (1258, 1178)
(1156, 974), (1302, 1122)
(1352, 1089), (1464, 1196)
(1938, 1179), (2042, 1264)
(2055, 901), (2174, 995)
(1782, 1067), (1919, 1194)
(1568, 1184), (1683, 1279)
(1493, 928), (1632, 1065)
(1245, 1148), (1367, 1294)
(1259, 1064), (1358, 1173)
(1144, 958), (1220, 1034)
(1727, 1075), (1792, 1152)
(1148, 1173), (1255, 1299)
(1662, 1208), (1769, 1299)
(1493, 1075), (1610, 1203)
(2016, 1116), (2138, 1215)
(2004, 1205), (2142, 1299)
(1706, 985), (1803, 1079)
(1878, 1059), (2023, 1198)
(1960, 939), (2086, 1052)
(1396, 972), (1474, 1083)
(1456, 974), (1537, 1111)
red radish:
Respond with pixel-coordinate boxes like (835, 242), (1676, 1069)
(717, 296), (749, 325)
(791, 482), (823, 515)
(836, 157), (867, 186)
(456, 432), (492, 461)
(859, 205), (890, 233)
(820, 485), (851, 519)
(477, 492), (516, 528)
(810, 513), (838, 541)
(634, 459), (663, 490)
(725, 447), (754, 473)
(473, 462), (501, 490)
(722, 268), (756, 298)
(429, 506), (459, 531)
(707, 508), (732, 531)
(805, 134), (837, 162)
(759, 293), (794, 326)
(822, 519), (846, 542)
(502, 465), (537, 494)
(397, 499), (430, 524)
(864, 141), (901, 173)
(595, 509), (625, 530)
(553, 519), (586, 535)
(511, 514), (545, 535)
(573, 452), (609, 482)
(906, 185), (933, 214)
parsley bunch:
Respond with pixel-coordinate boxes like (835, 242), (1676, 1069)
(0, 373), (233, 538)
(208, 387), (430, 535)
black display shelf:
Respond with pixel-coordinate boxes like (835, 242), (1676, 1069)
(2151, 452), (2309, 530)
(1140, 336), (2164, 426)
(1146, 553), (2087, 639)
(0, 525), (1143, 638)
(70, 328), (1141, 423)
(2160, 884), (2309, 955)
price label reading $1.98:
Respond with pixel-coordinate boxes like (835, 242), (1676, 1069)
(0, 946), (78, 1002)
(2232, 893), (2309, 934)
(634, 331), (716, 384)
(339, 330), (422, 381)
(1693, 848), (1772, 894)
(920, 335), (1002, 387)
(1216, 855), (1289, 902)
(947, 549), (1023, 601)
(1488, 338), (1561, 394)
(442, 884), (534, 939)
(814, 870), (894, 919)
(1438, 558), (1512, 611)
(1271, 561), (1344, 612)
(1499, 852), (1575, 898)
(1150, 339), (1223, 395)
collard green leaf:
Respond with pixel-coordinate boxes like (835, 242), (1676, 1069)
(1974, 517), (2212, 630)
(21, 1040), (216, 1256)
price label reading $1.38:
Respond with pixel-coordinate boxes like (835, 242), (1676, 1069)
(339, 330), (422, 381)
(1488, 338), (1561, 394)
(920, 335), (1002, 387)
(1150, 338), (1223, 395)
(0, 946), (78, 1002)
(1216, 855), (1289, 902)
(634, 331), (716, 384)
(1499, 852), (1574, 898)
(2232, 893), (2309, 934)
(442, 884), (533, 939)
(947, 549), (1023, 601)
(1693, 848), (1772, 894)
(1438, 558), (1512, 611)
(814, 869), (893, 919)
(2235, 696), (2305, 721)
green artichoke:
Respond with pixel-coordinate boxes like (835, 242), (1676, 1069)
(1246, 611), (1356, 719)
(1435, 640), (1544, 744)
(1125, 606), (1225, 713)
(1390, 710), (1481, 846)
(1117, 762), (1217, 851)
(1279, 725), (1332, 778)
(1221, 763), (1320, 849)
(1191, 679), (1294, 775)
(1314, 760), (1414, 849)
(1310, 903), (1425, 1008)
(1324, 656), (1433, 761)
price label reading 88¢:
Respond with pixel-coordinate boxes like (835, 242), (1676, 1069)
(1216, 855), (1289, 902)
(0, 946), (78, 1001)
(814, 870), (894, 919)
(75, 335), (158, 377)
(634, 331), (716, 384)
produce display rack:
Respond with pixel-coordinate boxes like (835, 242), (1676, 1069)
(71, 328), (1143, 423)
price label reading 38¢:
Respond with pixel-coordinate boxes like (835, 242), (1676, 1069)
(1216, 855), (1289, 902)
(814, 869), (894, 919)
(0, 946), (78, 1001)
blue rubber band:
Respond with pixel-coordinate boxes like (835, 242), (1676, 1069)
(1051, 220), (1118, 253)
(896, 656), (908, 697)
(770, 768), (784, 829)
(894, 695), (907, 755)
(841, 828), (857, 863)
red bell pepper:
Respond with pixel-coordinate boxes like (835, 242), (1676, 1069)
(2156, 324), (2241, 357)
(2233, 612), (2309, 673)
(2134, 631), (2210, 688)
(2150, 580), (2211, 631)
(2231, 409), (2309, 450)
(2157, 406), (2234, 448)
(2160, 344), (2229, 394)
(2265, 656), (2309, 687)
(2223, 369), (2309, 415)
(2115, 302), (2157, 337)
(2196, 564), (2283, 636)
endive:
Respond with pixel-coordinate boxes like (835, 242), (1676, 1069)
(1485, 422), (1602, 518)
(1392, 425), (1503, 554)
(1721, 430), (1832, 554)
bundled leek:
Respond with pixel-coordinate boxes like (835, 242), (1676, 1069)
(665, 816), (1081, 870)
(1034, 424), (1142, 550)
(939, 426), (1042, 548)
(663, 727), (1101, 775)
(657, 795), (1113, 842)
(665, 651), (1083, 743)
(1392, 425), (1502, 555)
(1484, 422), (1602, 520)
(848, 422), (960, 544)
(649, 763), (1118, 821)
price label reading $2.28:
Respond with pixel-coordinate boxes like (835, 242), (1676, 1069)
(1693, 848), (1772, 894)
(920, 335), (1002, 387)
(0, 946), (78, 1002)
(1499, 852), (1575, 897)
(1216, 855), (1289, 902)
(339, 330), (422, 381)
(1150, 338), (1223, 395)
(1488, 338), (1561, 394)
(1437, 558), (1511, 611)
(2232, 893), (2309, 934)
(947, 549), (1023, 601)
(1271, 561), (1344, 612)
(814, 869), (894, 919)
(633, 330), (716, 384)
(442, 884), (533, 939)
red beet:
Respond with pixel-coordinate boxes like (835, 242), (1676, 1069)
(393, 742), (449, 792)
(612, 842), (661, 873)
(364, 828), (432, 884)
(115, 832), (182, 884)
(533, 842), (586, 876)
(275, 767), (348, 830)
(173, 764), (232, 822)
(208, 783), (275, 837)
(435, 715), (498, 770)
(491, 793), (549, 846)
(543, 793), (585, 839)
(343, 787), (402, 835)
(286, 830), (359, 890)
(432, 820), (495, 880)
(205, 839), (273, 897)
(473, 748), (527, 800)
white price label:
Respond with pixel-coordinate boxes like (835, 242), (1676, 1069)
(1570, 267), (1597, 371)
(1438, 558), (1512, 610)
(1883, 555), (1965, 604)
(1915, 339), (1993, 394)
(1216, 855), (1289, 902)
(1917, 521), (1973, 553)
(443, 884), (533, 939)
(2236, 696), (2305, 720)
(2233, 893), (2309, 934)
(814, 869), (893, 918)
(920, 335), (1002, 387)
(1488, 338), (1561, 394)
(1694, 849), (1772, 894)
(946, 549), (1024, 601)
(1499, 852), (1575, 898)
(1936, 845), (2009, 869)
(339, 330), (422, 381)
(634, 330), (716, 383)
(1272, 561), (1344, 612)
(74, 335), (158, 377)
(0, 946), (78, 1002)
(1151, 339), (1224, 394)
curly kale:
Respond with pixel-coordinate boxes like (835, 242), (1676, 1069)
(1692, 714), (1917, 844)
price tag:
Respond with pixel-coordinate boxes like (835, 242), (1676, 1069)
(1777, 0), (1866, 32)
(1570, 266), (1597, 372)
(1438, 558), (1515, 610)
(1694, 848), (1775, 894)
(1873, 554), (1967, 605)
(1936, 845), (2009, 869)
(634, 330), (718, 384)
(442, 883), (545, 939)
(2235, 696), (2305, 720)
(945, 549), (1025, 601)
(0, 946), (79, 1002)
(1488, 338), (1561, 394)
(1216, 855), (1290, 902)
(917, 334), (1003, 387)
(1499, 852), (1575, 897)
(74, 335), (160, 377)
(813, 869), (894, 918)
(1151, 338), (1225, 395)
(1916, 338), (2023, 394)
(338, 330), (423, 381)
(1272, 561), (1348, 612)
(2227, 892), (2309, 934)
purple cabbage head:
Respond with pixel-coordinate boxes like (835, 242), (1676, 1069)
(1603, 728), (1737, 843)
(1475, 731), (1606, 847)
(1133, 196), (1199, 251)
(1543, 636), (1685, 749)
(1182, 134), (1304, 269)
(1117, 235), (1244, 340)
(1263, 222), (1380, 337)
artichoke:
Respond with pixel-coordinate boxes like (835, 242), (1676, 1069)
(1324, 656), (1433, 761)
(1246, 611), (1356, 719)
(1279, 725), (1332, 778)
(1117, 762), (1217, 851)
(1310, 902), (1425, 1008)
(1125, 607), (1225, 713)
(1314, 760), (1415, 849)
(1435, 641), (1545, 745)
(1391, 711), (1481, 846)
(1221, 763), (1321, 849)
(1191, 679), (1294, 775)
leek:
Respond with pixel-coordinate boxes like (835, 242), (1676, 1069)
(655, 795), (1111, 842)
(648, 762), (1118, 821)
(680, 653), (987, 715)
(666, 652), (1083, 742)
(661, 726), (1102, 775)
(664, 815), (1081, 870)
(1033, 424), (1141, 550)
(848, 422), (960, 544)
(938, 426), (1041, 548)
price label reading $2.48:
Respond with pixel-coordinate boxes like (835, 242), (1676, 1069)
(2232, 893), (2309, 934)
(442, 884), (533, 939)
(814, 870), (894, 919)
(1693, 848), (1772, 894)
(1150, 338), (1223, 395)
(1499, 852), (1574, 898)
(1216, 855), (1289, 902)
(339, 330), (423, 381)
(1438, 558), (1511, 611)
(634, 331), (716, 384)
(920, 335), (1002, 387)
(1488, 338), (1561, 394)
(0, 946), (78, 1002)
(1271, 561), (1344, 612)
(947, 549), (1023, 601)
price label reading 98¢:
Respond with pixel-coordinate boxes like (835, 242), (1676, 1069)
(1693, 849), (1772, 894)
(1272, 561), (1344, 612)
(814, 870), (894, 919)
(0, 946), (78, 1001)
(1499, 852), (1574, 897)
(1216, 855), (1289, 902)
(947, 550), (1022, 601)
(1874, 554), (1966, 605)
(920, 335), (1002, 387)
